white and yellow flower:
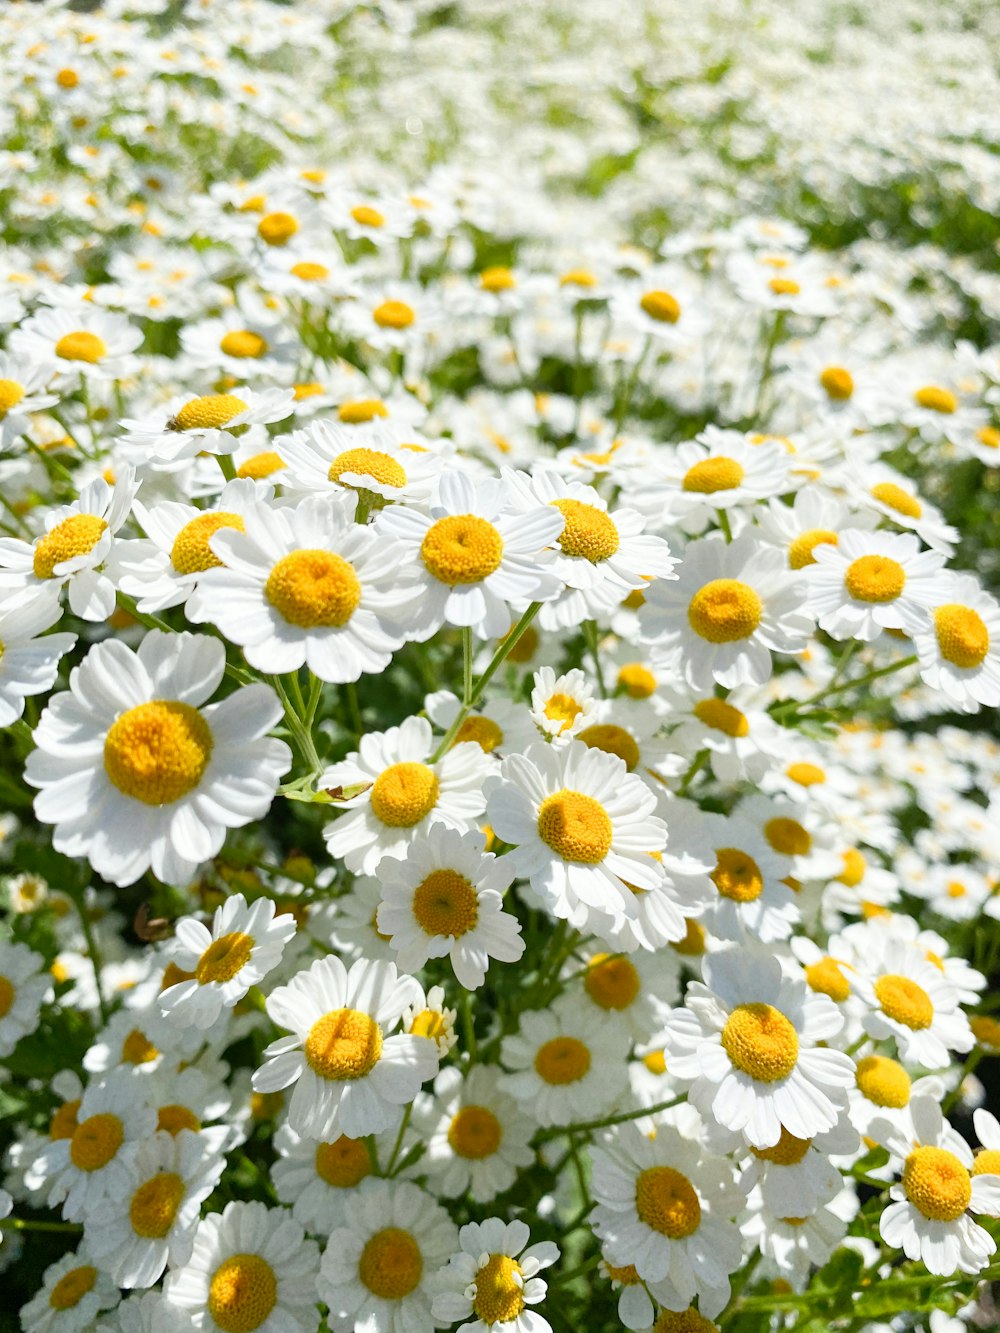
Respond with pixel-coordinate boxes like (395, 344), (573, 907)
(432, 1217), (559, 1333)
(420, 1064), (536, 1204)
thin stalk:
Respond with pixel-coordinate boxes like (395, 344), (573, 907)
(535, 1094), (685, 1143)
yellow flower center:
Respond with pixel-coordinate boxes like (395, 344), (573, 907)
(409, 1008), (448, 1041)
(855, 1055), (911, 1108)
(122, 1028), (159, 1064)
(419, 515), (504, 585)
(819, 366), (854, 400)
(971, 1015), (1000, 1049)
(0, 975), (14, 1019)
(671, 918), (706, 956)
(682, 457), (745, 494)
(764, 817), (811, 856)
(543, 692), (583, 733)
(769, 278), (800, 296)
(688, 579), (762, 643)
(196, 931), (254, 985)
(584, 953), (641, 1011)
(265, 549), (361, 628)
(328, 447), (407, 490)
(788, 761), (825, 788)
(338, 398), (388, 423)
(752, 1126), (812, 1165)
(70, 1112), (124, 1171)
(171, 394), (248, 432)
(534, 1036), (591, 1085)
(448, 1105), (503, 1159)
(635, 1165), (702, 1237)
(643, 1050), (667, 1073)
(170, 511), (245, 575)
(359, 1228), (423, 1300)
(157, 1104), (201, 1135)
(104, 701), (212, 805)
(577, 723), (641, 771)
(653, 1308), (718, 1333)
(49, 1099), (81, 1140)
(370, 762), (439, 827)
(237, 451), (285, 479)
(871, 482), (921, 519)
(305, 1009), (382, 1081)
(209, 1254), (278, 1333)
(220, 331), (268, 359)
(0, 379), (25, 415)
(373, 300), (415, 329)
(55, 331), (106, 362)
(453, 716), (503, 752)
(129, 1170), (185, 1238)
(789, 528), (838, 570)
(934, 604), (989, 669)
(914, 385), (956, 414)
(903, 1146), (971, 1221)
(874, 975), (934, 1029)
(560, 268), (598, 288)
(474, 1254), (525, 1325)
(314, 1136), (371, 1188)
(976, 426), (1000, 450)
(290, 261), (329, 281)
(537, 789), (613, 864)
(721, 1003), (799, 1081)
(693, 697), (749, 737)
(56, 68), (81, 89)
(412, 868), (479, 937)
(805, 957), (850, 1003)
(49, 1266), (96, 1311)
(711, 848), (764, 902)
(551, 498), (619, 562)
(639, 290), (681, 323)
(617, 663), (656, 698)
(257, 212), (298, 246)
(973, 1149), (1000, 1177)
(33, 514), (108, 578)
(350, 205), (384, 229)
(480, 266), (516, 292)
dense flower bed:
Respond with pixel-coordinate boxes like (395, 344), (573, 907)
(0, 2), (999, 1333)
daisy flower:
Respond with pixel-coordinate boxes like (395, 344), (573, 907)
(737, 1118), (858, 1219)
(972, 1108), (1000, 1181)
(317, 1179), (456, 1333)
(95, 1290), (193, 1333)
(374, 469), (563, 641)
(875, 1098), (1000, 1276)
(639, 533), (811, 689)
(12, 305), (142, 380)
(743, 1185), (857, 1287)
(610, 268), (707, 346)
(805, 529), (948, 641)
(651, 430), (790, 524)
(85, 1129), (226, 1288)
(852, 937), (973, 1067)
(159, 892), (297, 1030)
(19, 1250), (120, 1333)
(663, 684), (785, 786)
(403, 982), (460, 1056)
(420, 1064), (536, 1204)
(270, 1122), (398, 1233)
(756, 488), (874, 572)
(115, 479), (265, 614)
(321, 715), (493, 876)
(277, 419), (436, 506)
(35, 1068), (156, 1221)
(0, 939), (52, 1056)
(590, 1122), (743, 1315)
(252, 955), (439, 1139)
(432, 1217), (559, 1333)
(163, 1200), (320, 1333)
(573, 947), (679, 1041)
(375, 826), (524, 989)
(500, 999), (628, 1127)
(25, 631), (290, 887)
(187, 493), (415, 682)
(0, 468), (139, 622)
(0, 594), (76, 726)
(660, 948), (855, 1149)
(119, 389), (294, 465)
(528, 666), (599, 742)
(905, 573), (1000, 711)
(0, 352), (59, 446)
(849, 463), (958, 555)
(179, 316), (293, 379)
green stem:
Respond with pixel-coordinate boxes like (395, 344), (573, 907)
(717, 509), (733, 543)
(0, 1218), (83, 1234)
(583, 621), (607, 698)
(364, 1135), (380, 1175)
(942, 1048), (983, 1114)
(535, 1094), (685, 1143)
(613, 335), (651, 432)
(462, 626), (473, 705)
(750, 309), (784, 422)
(458, 988), (477, 1061)
(773, 655), (918, 718)
(678, 748), (709, 796)
(217, 453), (237, 483)
(69, 888), (109, 1025)
(386, 1104), (412, 1175)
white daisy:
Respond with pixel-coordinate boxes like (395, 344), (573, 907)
(849, 463), (958, 555)
(0, 593), (76, 726)
(321, 715), (493, 876)
(159, 892), (297, 1029)
(119, 389), (294, 465)
(270, 1122), (397, 1234)
(805, 529), (949, 641)
(486, 740), (668, 937)
(420, 1064), (536, 1204)
(527, 666), (599, 742)
(743, 1185), (857, 1288)
(737, 1118), (858, 1218)
(650, 430), (790, 525)
(875, 1098), (1000, 1276)
(972, 1108), (1000, 1182)
(19, 1250), (120, 1333)
(374, 469), (563, 641)
(432, 1217), (559, 1333)
(85, 1128), (226, 1287)
(0, 938), (52, 1056)
(0, 353), (59, 446)
(25, 631), (290, 887)
(905, 573), (1000, 711)
(11, 305), (142, 380)
(317, 1178), (456, 1333)
(163, 1200), (320, 1333)
(277, 419), (436, 505)
(639, 533), (811, 689)
(187, 493), (415, 682)
(375, 826), (523, 989)
(253, 955), (439, 1139)
(179, 316), (293, 379)
(660, 947), (855, 1149)
(852, 938), (973, 1068)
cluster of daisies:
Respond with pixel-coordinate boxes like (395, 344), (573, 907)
(1, 2), (1000, 1333)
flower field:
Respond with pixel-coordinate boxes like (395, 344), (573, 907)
(1, 1), (999, 1332)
